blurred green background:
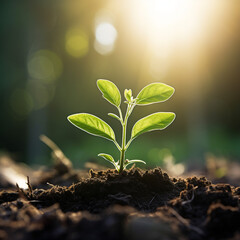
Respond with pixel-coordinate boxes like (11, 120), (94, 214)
(1, 0), (240, 170)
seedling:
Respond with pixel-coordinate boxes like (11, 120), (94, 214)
(68, 79), (175, 172)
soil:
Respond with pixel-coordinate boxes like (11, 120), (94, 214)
(0, 166), (240, 240)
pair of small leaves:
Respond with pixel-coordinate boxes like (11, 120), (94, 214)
(68, 112), (175, 143)
(98, 153), (146, 170)
(97, 79), (175, 107)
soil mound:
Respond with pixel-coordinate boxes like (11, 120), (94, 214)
(0, 168), (239, 240)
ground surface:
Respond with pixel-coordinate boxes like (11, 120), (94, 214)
(0, 165), (240, 240)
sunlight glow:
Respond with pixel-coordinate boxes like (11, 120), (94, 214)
(123, 0), (226, 82)
(129, 0), (216, 49)
(1, 167), (28, 189)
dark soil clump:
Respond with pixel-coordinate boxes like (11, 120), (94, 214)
(0, 167), (239, 240)
(30, 168), (177, 213)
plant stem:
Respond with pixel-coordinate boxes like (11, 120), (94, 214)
(125, 138), (133, 150)
(119, 104), (129, 172)
(119, 121), (127, 172)
(119, 102), (136, 172)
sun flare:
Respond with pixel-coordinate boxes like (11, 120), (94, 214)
(128, 0), (222, 51)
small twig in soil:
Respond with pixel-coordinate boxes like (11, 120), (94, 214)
(181, 187), (197, 206)
(108, 193), (132, 203)
(148, 194), (157, 208)
(40, 135), (72, 173)
(26, 176), (33, 197)
(169, 207), (204, 236)
(47, 182), (56, 188)
(16, 183), (27, 199)
(129, 164), (136, 171)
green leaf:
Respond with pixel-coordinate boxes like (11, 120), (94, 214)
(68, 113), (115, 141)
(124, 159), (146, 169)
(108, 113), (121, 121)
(98, 153), (119, 170)
(97, 79), (121, 107)
(136, 83), (174, 105)
(124, 89), (132, 102)
(131, 112), (175, 139)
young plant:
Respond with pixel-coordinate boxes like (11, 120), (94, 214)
(68, 79), (175, 172)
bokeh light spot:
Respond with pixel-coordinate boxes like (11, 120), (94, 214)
(27, 80), (55, 110)
(65, 28), (89, 58)
(95, 22), (117, 46)
(94, 22), (117, 55)
(94, 41), (115, 56)
(27, 50), (62, 83)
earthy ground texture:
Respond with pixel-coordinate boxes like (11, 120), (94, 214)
(0, 167), (240, 240)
